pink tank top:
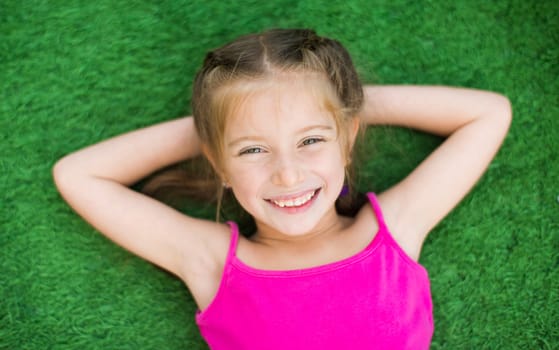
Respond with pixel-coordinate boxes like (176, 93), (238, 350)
(196, 193), (433, 349)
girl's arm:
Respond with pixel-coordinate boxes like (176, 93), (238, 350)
(361, 85), (512, 260)
(53, 117), (229, 290)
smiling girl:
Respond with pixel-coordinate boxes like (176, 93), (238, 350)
(53, 29), (511, 349)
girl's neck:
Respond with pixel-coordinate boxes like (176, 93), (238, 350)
(236, 209), (367, 272)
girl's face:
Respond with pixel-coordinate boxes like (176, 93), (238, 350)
(221, 77), (355, 238)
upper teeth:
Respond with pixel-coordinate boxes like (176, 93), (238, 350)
(272, 191), (316, 208)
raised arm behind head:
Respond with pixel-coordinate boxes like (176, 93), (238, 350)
(360, 85), (512, 260)
(52, 116), (233, 309)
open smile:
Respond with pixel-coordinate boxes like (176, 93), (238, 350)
(266, 189), (320, 209)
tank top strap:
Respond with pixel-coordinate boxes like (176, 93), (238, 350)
(225, 221), (241, 262)
(366, 193), (387, 231)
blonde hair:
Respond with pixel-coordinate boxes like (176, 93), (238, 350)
(143, 29), (367, 228)
(193, 29), (363, 169)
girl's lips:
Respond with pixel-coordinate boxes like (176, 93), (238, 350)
(265, 189), (320, 209)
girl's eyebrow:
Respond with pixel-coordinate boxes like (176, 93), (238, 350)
(298, 124), (335, 134)
(227, 124), (334, 148)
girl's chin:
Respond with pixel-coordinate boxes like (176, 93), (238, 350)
(272, 226), (315, 237)
(255, 214), (330, 238)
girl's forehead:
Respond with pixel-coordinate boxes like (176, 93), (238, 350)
(224, 77), (337, 137)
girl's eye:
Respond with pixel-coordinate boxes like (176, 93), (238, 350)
(301, 137), (324, 146)
(239, 147), (264, 155)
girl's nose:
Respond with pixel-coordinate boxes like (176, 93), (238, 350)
(271, 154), (304, 187)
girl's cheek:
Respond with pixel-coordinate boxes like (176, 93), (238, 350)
(303, 145), (345, 165)
(227, 161), (269, 185)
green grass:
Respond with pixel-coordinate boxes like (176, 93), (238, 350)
(2, 0), (558, 349)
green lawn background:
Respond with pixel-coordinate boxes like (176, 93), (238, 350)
(2, 1), (558, 349)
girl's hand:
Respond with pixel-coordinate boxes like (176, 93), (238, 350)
(361, 85), (512, 260)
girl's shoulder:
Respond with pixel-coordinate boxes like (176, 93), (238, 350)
(181, 219), (233, 310)
(355, 192), (422, 262)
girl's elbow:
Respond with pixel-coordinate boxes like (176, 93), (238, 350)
(488, 93), (513, 133)
(496, 94), (513, 124)
(52, 158), (69, 189)
(52, 156), (77, 191)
